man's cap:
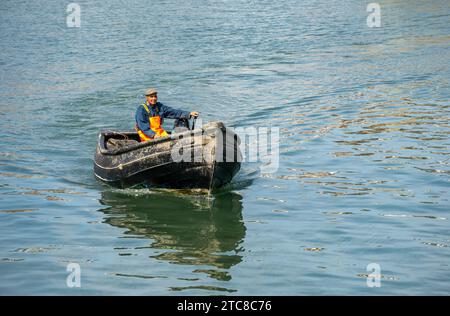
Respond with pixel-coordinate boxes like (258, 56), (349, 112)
(145, 88), (158, 96)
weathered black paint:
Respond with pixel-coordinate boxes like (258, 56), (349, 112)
(93, 122), (241, 190)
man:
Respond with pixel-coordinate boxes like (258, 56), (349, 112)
(135, 88), (199, 141)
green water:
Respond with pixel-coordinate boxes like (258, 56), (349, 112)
(0, 0), (449, 295)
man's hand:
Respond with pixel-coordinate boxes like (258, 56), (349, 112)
(190, 111), (199, 118)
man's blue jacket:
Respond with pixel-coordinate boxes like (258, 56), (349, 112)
(135, 102), (190, 138)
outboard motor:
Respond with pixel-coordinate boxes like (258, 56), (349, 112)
(173, 118), (191, 133)
(173, 117), (198, 134)
(174, 118), (190, 129)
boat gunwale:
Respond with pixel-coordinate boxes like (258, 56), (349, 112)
(94, 143), (215, 170)
(98, 124), (228, 156)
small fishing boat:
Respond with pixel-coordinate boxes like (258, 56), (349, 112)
(93, 121), (241, 189)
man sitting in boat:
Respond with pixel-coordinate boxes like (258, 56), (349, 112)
(135, 88), (199, 142)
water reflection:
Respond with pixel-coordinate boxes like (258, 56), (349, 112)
(98, 190), (246, 281)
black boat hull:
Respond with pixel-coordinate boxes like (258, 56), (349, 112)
(94, 122), (241, 189)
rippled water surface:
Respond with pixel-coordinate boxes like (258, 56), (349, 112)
(1, 0), (449, 295)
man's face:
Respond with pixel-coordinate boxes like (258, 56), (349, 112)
(146, 93), (158, 105)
